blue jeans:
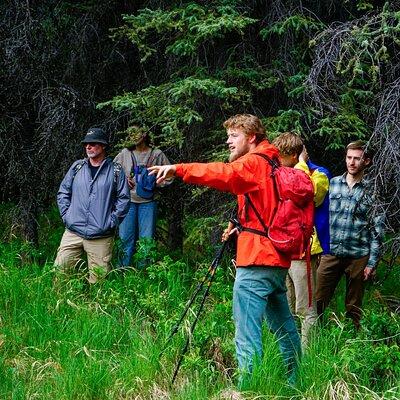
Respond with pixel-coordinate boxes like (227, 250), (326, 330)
(118, 201), (157, 267)
(233, 267), (301, 385)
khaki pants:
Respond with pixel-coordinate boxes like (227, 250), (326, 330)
(55, 229), (113, 283)
(286, 257), (318, 348)
(315, 254), (368, 328)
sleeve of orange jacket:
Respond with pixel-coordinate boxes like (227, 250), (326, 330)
(295, 160), (329, 207)
(174, 158), (261, 195)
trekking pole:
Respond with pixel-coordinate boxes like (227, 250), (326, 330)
(167, 239), (229, 384)
(171, 240), (228, 384)
(160, 264), (215, 354)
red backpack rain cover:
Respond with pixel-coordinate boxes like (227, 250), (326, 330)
(245, 153), (314, 258)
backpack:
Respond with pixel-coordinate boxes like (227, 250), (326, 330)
(131, 150), (157, 200)
(72, 159), (121, 195)
(241, 153), (314, 258)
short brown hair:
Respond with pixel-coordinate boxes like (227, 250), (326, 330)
(346, 140), (373, 161)
(223, 114), (266, 144)
(272, 132), (304, 157)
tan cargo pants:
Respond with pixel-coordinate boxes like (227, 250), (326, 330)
(286, 256), (318, 348)
(55, 229), (113, 283)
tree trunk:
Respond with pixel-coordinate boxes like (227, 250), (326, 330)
(16, 197), (39, 246)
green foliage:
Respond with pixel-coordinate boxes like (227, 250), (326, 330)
(260, 14), (325, 38)
(332, 5), (399, 81)
(0, 211), (399, 398)
(335, 309), (400, 389)
(314, 112), (369, 149)
(308, 3), (400, 151)
(341, 342), (400, 386)
(264, 109), (304, 138)
(101, 1), (400, 161)
(98, 77), (245, 147)
(221, 63), (280, 91)
(133, 237), (158, 266)
(114, 4), (256, 61)
(286, 72), (309, 98)
(184, 216), (221, 250)
(353, 0), (374, 11)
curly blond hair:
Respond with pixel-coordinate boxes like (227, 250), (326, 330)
(223, 114), (266, 144)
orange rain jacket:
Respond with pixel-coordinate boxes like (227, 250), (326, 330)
(175, 140), (291, 269)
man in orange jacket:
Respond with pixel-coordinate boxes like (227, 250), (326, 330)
(149, 114), (301, 386)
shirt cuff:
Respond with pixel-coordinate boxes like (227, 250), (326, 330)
(174, 164), (185, 178)
(366, 257), (378, 269)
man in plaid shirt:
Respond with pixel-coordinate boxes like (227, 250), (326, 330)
(316, 140), (384, 328)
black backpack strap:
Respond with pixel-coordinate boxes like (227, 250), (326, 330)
(131, 149), (154, 168)
(242, 193), (270, 236)
(109, 161), (122, 200)
(73, 159), (121, 198)
(145, 148), (154, 167)
(240, 153), (280, 238)
(252, 152), (280, 170)
(131, 151), (138, 169)
(72, 160), (86, 180)
(113, 162), (122, 186)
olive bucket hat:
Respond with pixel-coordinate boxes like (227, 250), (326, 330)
(81, 127), (109, 145)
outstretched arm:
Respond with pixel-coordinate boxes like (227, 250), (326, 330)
(148, 164), (176, 185)
(150, 155), (264, 196)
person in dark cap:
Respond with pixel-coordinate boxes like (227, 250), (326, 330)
(55, 127), (130, 283)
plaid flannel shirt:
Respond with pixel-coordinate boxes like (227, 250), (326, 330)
(329, 173), (383, 268)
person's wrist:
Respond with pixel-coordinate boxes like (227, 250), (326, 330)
(174, 164), (183, 177)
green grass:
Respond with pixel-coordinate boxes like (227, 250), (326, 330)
(0, 211), (399, 399)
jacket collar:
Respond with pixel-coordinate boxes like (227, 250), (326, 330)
(249, 140), (280, 160)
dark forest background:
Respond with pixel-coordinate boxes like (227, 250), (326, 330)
(1, 2), (400, 397)
(1, 0), (399, 261)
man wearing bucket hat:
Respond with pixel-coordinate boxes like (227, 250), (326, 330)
(55, 127), (130, 283)
(114, 126), (171, 268)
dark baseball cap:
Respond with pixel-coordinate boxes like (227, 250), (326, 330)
(81, 127), (109, 145)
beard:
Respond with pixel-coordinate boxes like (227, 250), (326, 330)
(86, 151), (99, 159)
(229, 153), (237, 162)
(347, 165), (364, 176)
(86, 149), (105, 159)
(229, 147), (248, 162)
